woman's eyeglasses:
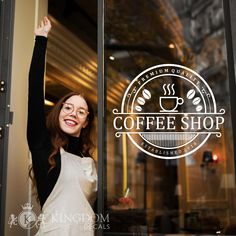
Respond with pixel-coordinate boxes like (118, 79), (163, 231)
(61, 103), (89, 118)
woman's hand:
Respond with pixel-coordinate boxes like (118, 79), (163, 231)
(35, 17), (51, 37)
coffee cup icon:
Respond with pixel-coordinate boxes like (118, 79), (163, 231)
(159, 96), (184, 112)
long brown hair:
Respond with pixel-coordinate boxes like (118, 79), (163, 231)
(29, 92), (95, 202)
(46, 92), (95, 170)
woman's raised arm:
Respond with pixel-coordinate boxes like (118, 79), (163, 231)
(27, 17), (51, 150)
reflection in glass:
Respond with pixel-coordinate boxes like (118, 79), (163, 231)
(105, 0), (235, 235)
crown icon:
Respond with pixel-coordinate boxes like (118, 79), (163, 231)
(21, 203), (33, 210)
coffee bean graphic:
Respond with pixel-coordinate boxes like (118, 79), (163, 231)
(196, 105), (203, 112)
(137, 97), (145, 105)
(187, 89), (195, 99)
(142, 89), (151, 99)
(135, 105), (142, 112)
(193, 97), (201, 105)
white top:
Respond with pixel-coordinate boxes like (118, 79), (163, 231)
(35, 148), (98, 236)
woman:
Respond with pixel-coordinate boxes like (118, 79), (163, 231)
(27, 17), (97, 235)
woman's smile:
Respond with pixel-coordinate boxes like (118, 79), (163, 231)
(64, 118), (78, 127)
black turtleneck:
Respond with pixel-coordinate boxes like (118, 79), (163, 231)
(67, 135), (83, 156)
(27, 36), (83, 209)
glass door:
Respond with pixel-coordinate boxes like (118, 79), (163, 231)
(103, 0), (236, 235)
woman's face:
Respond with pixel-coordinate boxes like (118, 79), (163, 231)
(59, 95), (89, 137)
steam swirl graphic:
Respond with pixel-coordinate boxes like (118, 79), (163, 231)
(163, 84), (175, 95)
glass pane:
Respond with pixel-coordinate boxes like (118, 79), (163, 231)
(104, 0), (236, 235)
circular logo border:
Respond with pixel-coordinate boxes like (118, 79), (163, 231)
(120, 64), (218, 159)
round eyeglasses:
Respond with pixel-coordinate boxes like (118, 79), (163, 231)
(61, 103), (89, 118)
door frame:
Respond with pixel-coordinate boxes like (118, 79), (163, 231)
(0, 0), (15, 234)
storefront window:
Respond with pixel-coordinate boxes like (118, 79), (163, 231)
(104, 0), (236, 234)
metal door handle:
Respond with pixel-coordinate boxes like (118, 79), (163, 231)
(0, 81), (6, 92)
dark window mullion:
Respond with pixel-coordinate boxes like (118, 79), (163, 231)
(223, 0), (236, 182)
(0, 0), (15, 235)
(97, 0), (105, 235)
